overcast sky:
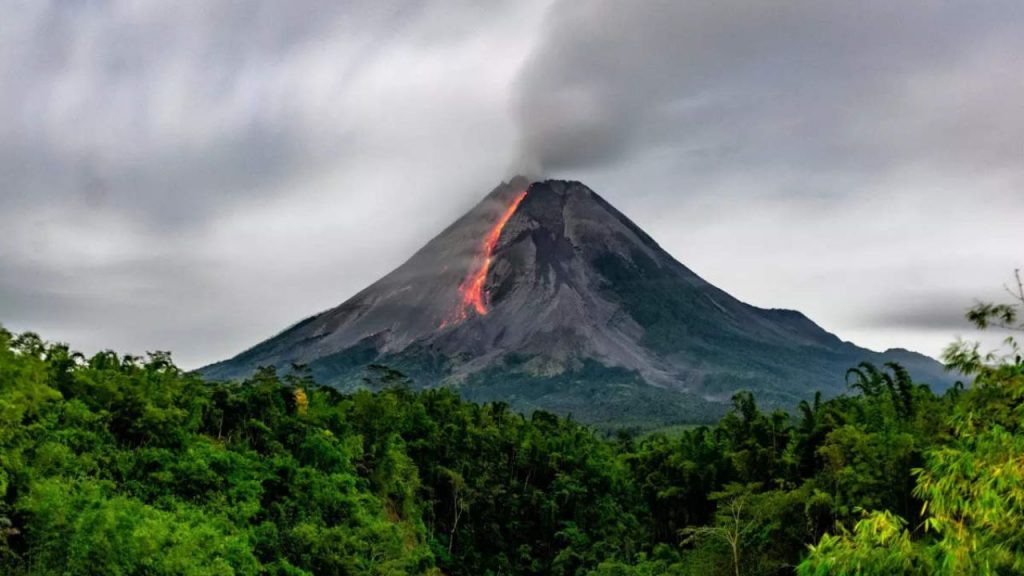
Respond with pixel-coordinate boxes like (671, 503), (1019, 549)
(2, 0), (1022, 368)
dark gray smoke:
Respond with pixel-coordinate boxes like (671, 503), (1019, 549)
(514, 0), (1024, 174)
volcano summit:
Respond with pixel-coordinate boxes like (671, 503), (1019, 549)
(203, 178), (949, 426)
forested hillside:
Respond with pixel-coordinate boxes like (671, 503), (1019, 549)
(1, 297), (1022, 574)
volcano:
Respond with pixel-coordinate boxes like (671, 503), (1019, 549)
(202, 177), (950, 426)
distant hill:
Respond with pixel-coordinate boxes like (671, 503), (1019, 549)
(202, 178), (952, 426)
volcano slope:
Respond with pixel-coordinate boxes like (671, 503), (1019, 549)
(202, 178), (951, 426)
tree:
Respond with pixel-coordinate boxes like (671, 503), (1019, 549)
(800, 268), (1024, 574)
(681, 483), (761, 576)
(798, 510), (932, 575)
(943, 268), (1023, 375)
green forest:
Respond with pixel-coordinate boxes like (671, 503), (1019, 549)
(1, 296), (1022, 576)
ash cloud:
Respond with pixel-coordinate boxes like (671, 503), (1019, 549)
(514, 1), (1024, 175)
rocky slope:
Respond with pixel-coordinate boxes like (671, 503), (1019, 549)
(202, 178), (952, 425)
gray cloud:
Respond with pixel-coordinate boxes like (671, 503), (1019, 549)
(1, 1), (407, 228)
(0, 0), (548, 366)
(1, 0), (1022, 367)
(515, 1), (1024, 176)
(860, 295), (984, 332)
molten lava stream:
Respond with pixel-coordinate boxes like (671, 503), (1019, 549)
(446, 190), (528, 325)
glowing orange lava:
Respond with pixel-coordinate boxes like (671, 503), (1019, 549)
(446, 189), (528, 325)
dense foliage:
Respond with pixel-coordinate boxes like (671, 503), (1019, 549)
(1, 278), (1021, 575)
(798, 273), (1024, 575)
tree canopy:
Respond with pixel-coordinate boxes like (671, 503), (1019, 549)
(1, 272), (1022, 574)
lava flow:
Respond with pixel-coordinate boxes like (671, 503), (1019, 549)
(444, 189), (528, 326)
